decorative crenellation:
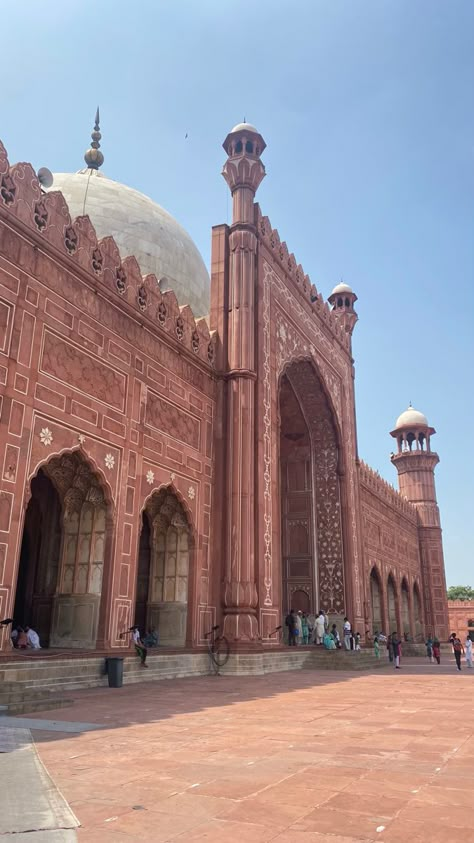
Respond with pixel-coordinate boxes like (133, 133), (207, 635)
(256, 206), (351, 352)
(359, 460), (417, 521)
(0, 140), (217, 368)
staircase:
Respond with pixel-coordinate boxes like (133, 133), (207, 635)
(0, 681), (74, 716)
(305, 647), (387, 671)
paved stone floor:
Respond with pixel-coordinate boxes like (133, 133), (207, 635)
(23, 658), (474, 842)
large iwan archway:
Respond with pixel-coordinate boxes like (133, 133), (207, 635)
(134, 487), (192, 647)
(279, 360), (345, 621)
(15, 451), (112, 648)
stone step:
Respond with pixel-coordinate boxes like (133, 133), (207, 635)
(0, 696), (73, 716)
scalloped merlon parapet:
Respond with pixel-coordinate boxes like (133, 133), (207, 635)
(0, 140), (216, 369)
(359, 460), (418, 521)
(255, 206), (351, 352)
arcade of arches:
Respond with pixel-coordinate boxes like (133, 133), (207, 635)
(369, 567), (424, 640)
(14, 455), (192, 651)
(279, 360), (345, 622)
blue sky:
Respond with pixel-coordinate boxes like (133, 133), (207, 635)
(4, 1), (473, 584)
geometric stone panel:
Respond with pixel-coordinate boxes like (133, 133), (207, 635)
(50, 593), (100, 649)
(145, 390), (200, 450)
(40, 329), (126, 412)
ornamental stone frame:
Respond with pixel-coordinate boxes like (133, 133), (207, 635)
(278, 360), (346, 620)
(20, 450), (114, 649)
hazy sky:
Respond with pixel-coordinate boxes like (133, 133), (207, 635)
(3, 1), (473, 584)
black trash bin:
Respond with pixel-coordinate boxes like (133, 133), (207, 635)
(107, 657), (124, 688)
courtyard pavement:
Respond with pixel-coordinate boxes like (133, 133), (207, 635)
(13, 658), (474, 842)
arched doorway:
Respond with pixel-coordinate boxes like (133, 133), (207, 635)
(14, 470), (61, 646)
(135, 512), (152, 635)
(387, 575), (398, 633)
(14, 451), (111, 649)
(370, 568), (383, 635)
(279, 360), (344, 622)
(413, 583), (423, 640)
(401, 579), (410, 636)
(134, 488), (192, 647)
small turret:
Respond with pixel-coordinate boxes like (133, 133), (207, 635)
(222, 122), (266, 225)
(328, 281), (358, 335)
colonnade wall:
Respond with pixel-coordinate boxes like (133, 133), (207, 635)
(359, 462), (425, 640)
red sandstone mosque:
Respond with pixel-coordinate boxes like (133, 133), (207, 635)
(0, 114), (449, 659)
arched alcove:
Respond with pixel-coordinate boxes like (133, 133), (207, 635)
(401, 578), (410, 635)
(413, 582), (423, 640)
(387, 574), (398, 633)
(134, 487), (192, 647)
(370, 567), (383, 635)
(15, 451), (111, 648)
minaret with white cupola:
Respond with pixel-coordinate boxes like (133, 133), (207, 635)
(328, 281), (358, 336)
(390, 405), (449, 638)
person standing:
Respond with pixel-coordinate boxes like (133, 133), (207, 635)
(432, 637), (441, 665)
(295, 611), (303, 645)
(392, 632), (402, 669)
(452, 635), (464, 671)
(374, 636), (380, 659)
(354, 631), (361, 651)
(314, 611), (326, 645)
(425, 635), (434, 664)
(285, 609), (297, 646)
(343, 617), (352, 651)
(465, 635), (473, 669)
(301, 613), (309, 645)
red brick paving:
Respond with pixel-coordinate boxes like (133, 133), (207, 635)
(25, 659), (474, 842)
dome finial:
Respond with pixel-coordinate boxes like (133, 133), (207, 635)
(84, 106), (104, 171)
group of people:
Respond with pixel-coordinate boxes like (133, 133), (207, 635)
(285, 609), (359, 651)
(10, 625), (41, 649)
(375, 632), (402, 668)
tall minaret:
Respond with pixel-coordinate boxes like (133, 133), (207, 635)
(219, 122), (266, 644)
(390, 405), (449, 638)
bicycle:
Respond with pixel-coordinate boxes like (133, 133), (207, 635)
(204, 625), (230, 674)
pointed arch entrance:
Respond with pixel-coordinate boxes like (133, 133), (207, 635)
(413, 583), (423, 640)
(401, 578), (410, 636)
(134, 487), (192, 647)
(370, 568), (383, 635)
(14, 451), (112, 649)
(14, 471), (61, 646)
(387, 574), (398, 633)
(279, 360), (345, 621)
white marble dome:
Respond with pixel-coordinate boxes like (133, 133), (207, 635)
(395, 406), (429, 429)
(49, 170), (210, 317)
(230, 122), (259, 134)
(331, 282), (353, 296)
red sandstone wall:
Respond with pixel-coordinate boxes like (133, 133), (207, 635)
(0, 141), (217, 649)
(359, 462), (424, 638)
(447, 601), (474, 638)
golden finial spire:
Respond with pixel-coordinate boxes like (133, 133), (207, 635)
(84, 107), (104, 170)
